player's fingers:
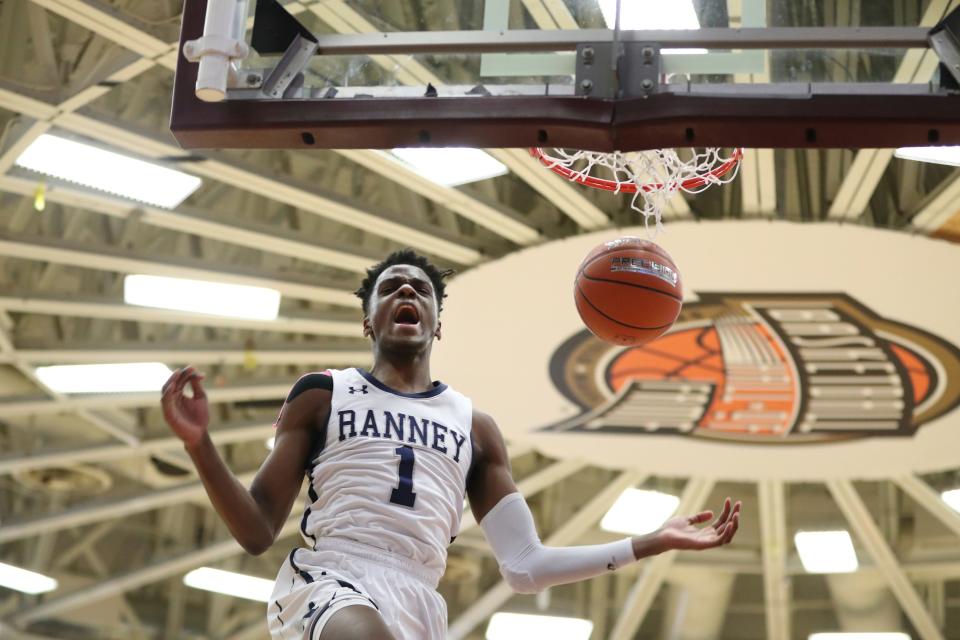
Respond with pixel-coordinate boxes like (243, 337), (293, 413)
(187, 372), (206, 399)
(723, 514), (739, 544)
(687, 510), (713, 526)
(173, 366), (197, 394)
(161, 368), (189, 402)
(160, 368), (183, 395)
(711, 498), (732, 529)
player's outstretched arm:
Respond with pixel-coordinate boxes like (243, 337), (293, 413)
(161, 367), (327, 555)
(467, 410), (741, 594)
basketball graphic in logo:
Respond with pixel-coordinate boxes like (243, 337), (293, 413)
(545, 293), (960, 444)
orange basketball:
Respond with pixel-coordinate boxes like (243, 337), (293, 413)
(574, 237), (683, 346)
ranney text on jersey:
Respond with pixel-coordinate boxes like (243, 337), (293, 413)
(298, 368), (473, 580)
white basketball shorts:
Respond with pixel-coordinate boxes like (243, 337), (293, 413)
(267, 538), (447, 640)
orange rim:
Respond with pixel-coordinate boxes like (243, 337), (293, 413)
(529, 147), (744, 193)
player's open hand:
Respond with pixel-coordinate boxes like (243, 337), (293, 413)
(160, 365), (209, 448)
(656, 497), (741, 552)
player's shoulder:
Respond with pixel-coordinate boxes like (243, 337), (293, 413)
(471, 407), (495, 425)
(471, 408), (502, 440)
(284, 369), (336, 403)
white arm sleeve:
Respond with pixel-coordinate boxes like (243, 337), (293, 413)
(478, 492), (635, 594)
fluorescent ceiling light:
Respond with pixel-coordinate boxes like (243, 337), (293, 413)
(600, 488), (680, 536)
(486, 612), (593, 640)
(124, 274), (281, 320)
(0, 562), (58, 594)
(15, 134), (202, 209)
(389, 148), (508, 187)
(599, 0), (707, 54)
(942, 488), (960, 513)
(35, 362), (172, 394)
(895, 146), (960, 167)
(183, 567), (274, 602)
(794, 530), (858, 574)
(809, 634), (910, 640)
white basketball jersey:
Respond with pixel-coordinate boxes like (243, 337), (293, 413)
(299, 368), (473, 576)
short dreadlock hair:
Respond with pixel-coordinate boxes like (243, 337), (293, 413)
(355, 249), (454, 316)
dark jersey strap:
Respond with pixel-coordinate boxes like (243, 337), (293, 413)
(285, 371), (333, 402)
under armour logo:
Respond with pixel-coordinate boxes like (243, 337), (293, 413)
(349, 385), (368, 395)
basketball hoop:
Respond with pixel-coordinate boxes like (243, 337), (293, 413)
(530, 147), (743, 232)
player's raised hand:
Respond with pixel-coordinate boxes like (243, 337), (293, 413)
(655, 497), (741, 552)
(160, 366), (210, 448)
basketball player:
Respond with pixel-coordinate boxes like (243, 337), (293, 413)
(161, 249), (741, 640)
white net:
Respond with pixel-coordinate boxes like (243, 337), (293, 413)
(533, 147), (742, 233)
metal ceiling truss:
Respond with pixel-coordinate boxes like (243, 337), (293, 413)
(607, 477), (715, 640)
(0, 294), (358, 337)
(758, 479), (790, 640)
(0, 346), (370, 367)
(827, 0), (960, 223)
(25, 0), (553, 251)
(0, 420), (274, 475)
(0, 231), (358, 307)
(9, 517), (302, 626)
(0, 174), (382, 275)
(826, 478), (945, 640)
(0, 469), (258, 545)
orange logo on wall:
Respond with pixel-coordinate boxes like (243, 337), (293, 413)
(544, 293), (960, 443)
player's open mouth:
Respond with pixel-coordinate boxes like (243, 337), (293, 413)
(393, 304), (420, 325)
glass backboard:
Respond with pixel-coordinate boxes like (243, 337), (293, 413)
(170, 0), (960, 150)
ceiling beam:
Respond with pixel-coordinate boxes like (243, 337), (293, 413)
(826, 478), (944, 640)
(333, 149), (541, 246)
(758, 479), (790, 640)
(29, 0), (174, 66)
(826, 0), (958, 222)
(0, 174), (378, 275)
(894, 475), (960, 538)
(0, 378), (291, 418)
(910, 169), (960, 233)
(458, 459), (587, 533)
(0, 121), (52, 174)
(0, 421), (274, 475)
(53, 110), (484, 264)
(0, 232), (358, 307)
(0, 316), (140, 445)
(0, 622), (65, 640)
(8, 516), (301, 626)
(0, 470), (257, 544)
(447, 470), (645, 640)
(659, 569), (735, 640)
(485, 149), (611, 229)
(0, 346), (370, 367)
(607, 477), (715, 640)
(0, 294), (359, 337)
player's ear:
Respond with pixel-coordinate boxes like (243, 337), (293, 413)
(362, 316), (373, 339)
(435, 321), (442, 341)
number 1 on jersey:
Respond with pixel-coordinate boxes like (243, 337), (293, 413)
(390, 445), (417, 508)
